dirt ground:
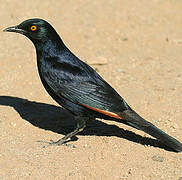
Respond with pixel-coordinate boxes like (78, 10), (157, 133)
(0, 0), (182, 179)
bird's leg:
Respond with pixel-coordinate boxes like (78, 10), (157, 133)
(43, 116), (88, 146)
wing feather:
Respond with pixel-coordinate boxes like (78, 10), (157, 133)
(41, 54), (129, 115)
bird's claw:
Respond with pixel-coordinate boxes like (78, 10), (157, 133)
(37, 140), (76, 148)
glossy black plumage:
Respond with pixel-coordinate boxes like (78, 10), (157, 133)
(4, 18), (182, 152)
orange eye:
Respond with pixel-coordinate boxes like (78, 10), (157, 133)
(30, 25), (37, 31)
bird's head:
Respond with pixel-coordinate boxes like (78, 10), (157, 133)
(3, 18), (59, 44)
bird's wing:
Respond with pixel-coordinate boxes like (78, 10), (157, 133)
(57, 80), (129, 119)
(46, 72), (128, 116)
(42, 55), (129, 118)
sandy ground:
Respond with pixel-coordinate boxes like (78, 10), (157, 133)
(0, 0), (182, 179)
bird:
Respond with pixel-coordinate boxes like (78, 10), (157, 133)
(3, 18), (182, 152)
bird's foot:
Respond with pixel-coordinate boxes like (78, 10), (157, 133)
(37, 139), (76, 148)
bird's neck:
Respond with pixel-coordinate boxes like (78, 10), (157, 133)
(34, 38), (67, 59)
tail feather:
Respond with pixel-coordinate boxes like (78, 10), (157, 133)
(120, 110), (182, 152)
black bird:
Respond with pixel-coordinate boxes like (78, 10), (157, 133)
(3, 18), (182, 152)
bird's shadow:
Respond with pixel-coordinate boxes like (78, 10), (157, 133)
(0, 96), (174, 151)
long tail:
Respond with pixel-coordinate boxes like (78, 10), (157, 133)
(120, 110), (182, 152)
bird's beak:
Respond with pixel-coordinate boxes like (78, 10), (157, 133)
(3, 25), (25, 34)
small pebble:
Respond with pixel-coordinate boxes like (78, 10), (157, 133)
(152, 154), (164, 162)
(11, 122), (16, 127)
(88, 56), (108, 65)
